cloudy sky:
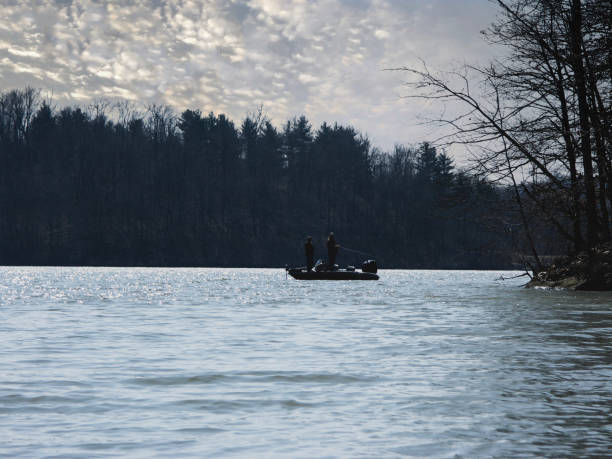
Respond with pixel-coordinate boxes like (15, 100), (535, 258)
(1, 0), (499, 152)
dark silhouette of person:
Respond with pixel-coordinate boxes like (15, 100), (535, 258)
(304, 236), (314, 271)
(327, 232), (339, 270)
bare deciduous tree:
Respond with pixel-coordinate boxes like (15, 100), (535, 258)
(395, 0), (611, 261)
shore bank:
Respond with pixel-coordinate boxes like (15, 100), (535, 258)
(526, 241), (612, 290)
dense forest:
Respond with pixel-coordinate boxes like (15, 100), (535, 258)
(0, 88), (546, 268)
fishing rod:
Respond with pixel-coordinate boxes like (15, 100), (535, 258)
(339, 246), (376, 259)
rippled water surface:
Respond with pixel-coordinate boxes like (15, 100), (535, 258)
(1, 267), (611, 458)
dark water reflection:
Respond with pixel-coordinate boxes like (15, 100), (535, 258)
(0, 268), (610, 458)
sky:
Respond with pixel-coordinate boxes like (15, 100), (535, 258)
(0, 0), (499, 154)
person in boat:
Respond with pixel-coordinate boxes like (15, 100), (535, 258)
(304, 236), (315, 271)
(327, 232), (339, 270)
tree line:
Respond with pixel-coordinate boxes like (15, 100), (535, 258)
(0, 87), (534, 268)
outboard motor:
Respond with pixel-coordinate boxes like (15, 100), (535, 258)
(362, 260), (378, 274)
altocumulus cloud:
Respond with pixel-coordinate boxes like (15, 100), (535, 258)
(0, 0), (496, 151)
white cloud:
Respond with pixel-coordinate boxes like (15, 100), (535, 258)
(374, 29), (389, 39)
(298, 73), (319, 84)
(7, 47), (42, 58)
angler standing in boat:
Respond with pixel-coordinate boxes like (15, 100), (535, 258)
(327, 232), (339, 270)
(286, 233), (378, 280)
(304, 236), (315, 271)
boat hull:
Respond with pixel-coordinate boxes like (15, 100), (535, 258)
(287, 268), (379, 280)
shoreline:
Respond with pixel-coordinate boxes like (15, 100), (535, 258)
(526, 241), (612, 291)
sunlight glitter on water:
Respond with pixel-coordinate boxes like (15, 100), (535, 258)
(1, 267), (611, 458)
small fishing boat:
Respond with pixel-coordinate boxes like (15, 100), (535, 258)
(286, 260), (379, 280)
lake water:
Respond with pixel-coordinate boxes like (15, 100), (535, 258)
(1, 267), (611, 458)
